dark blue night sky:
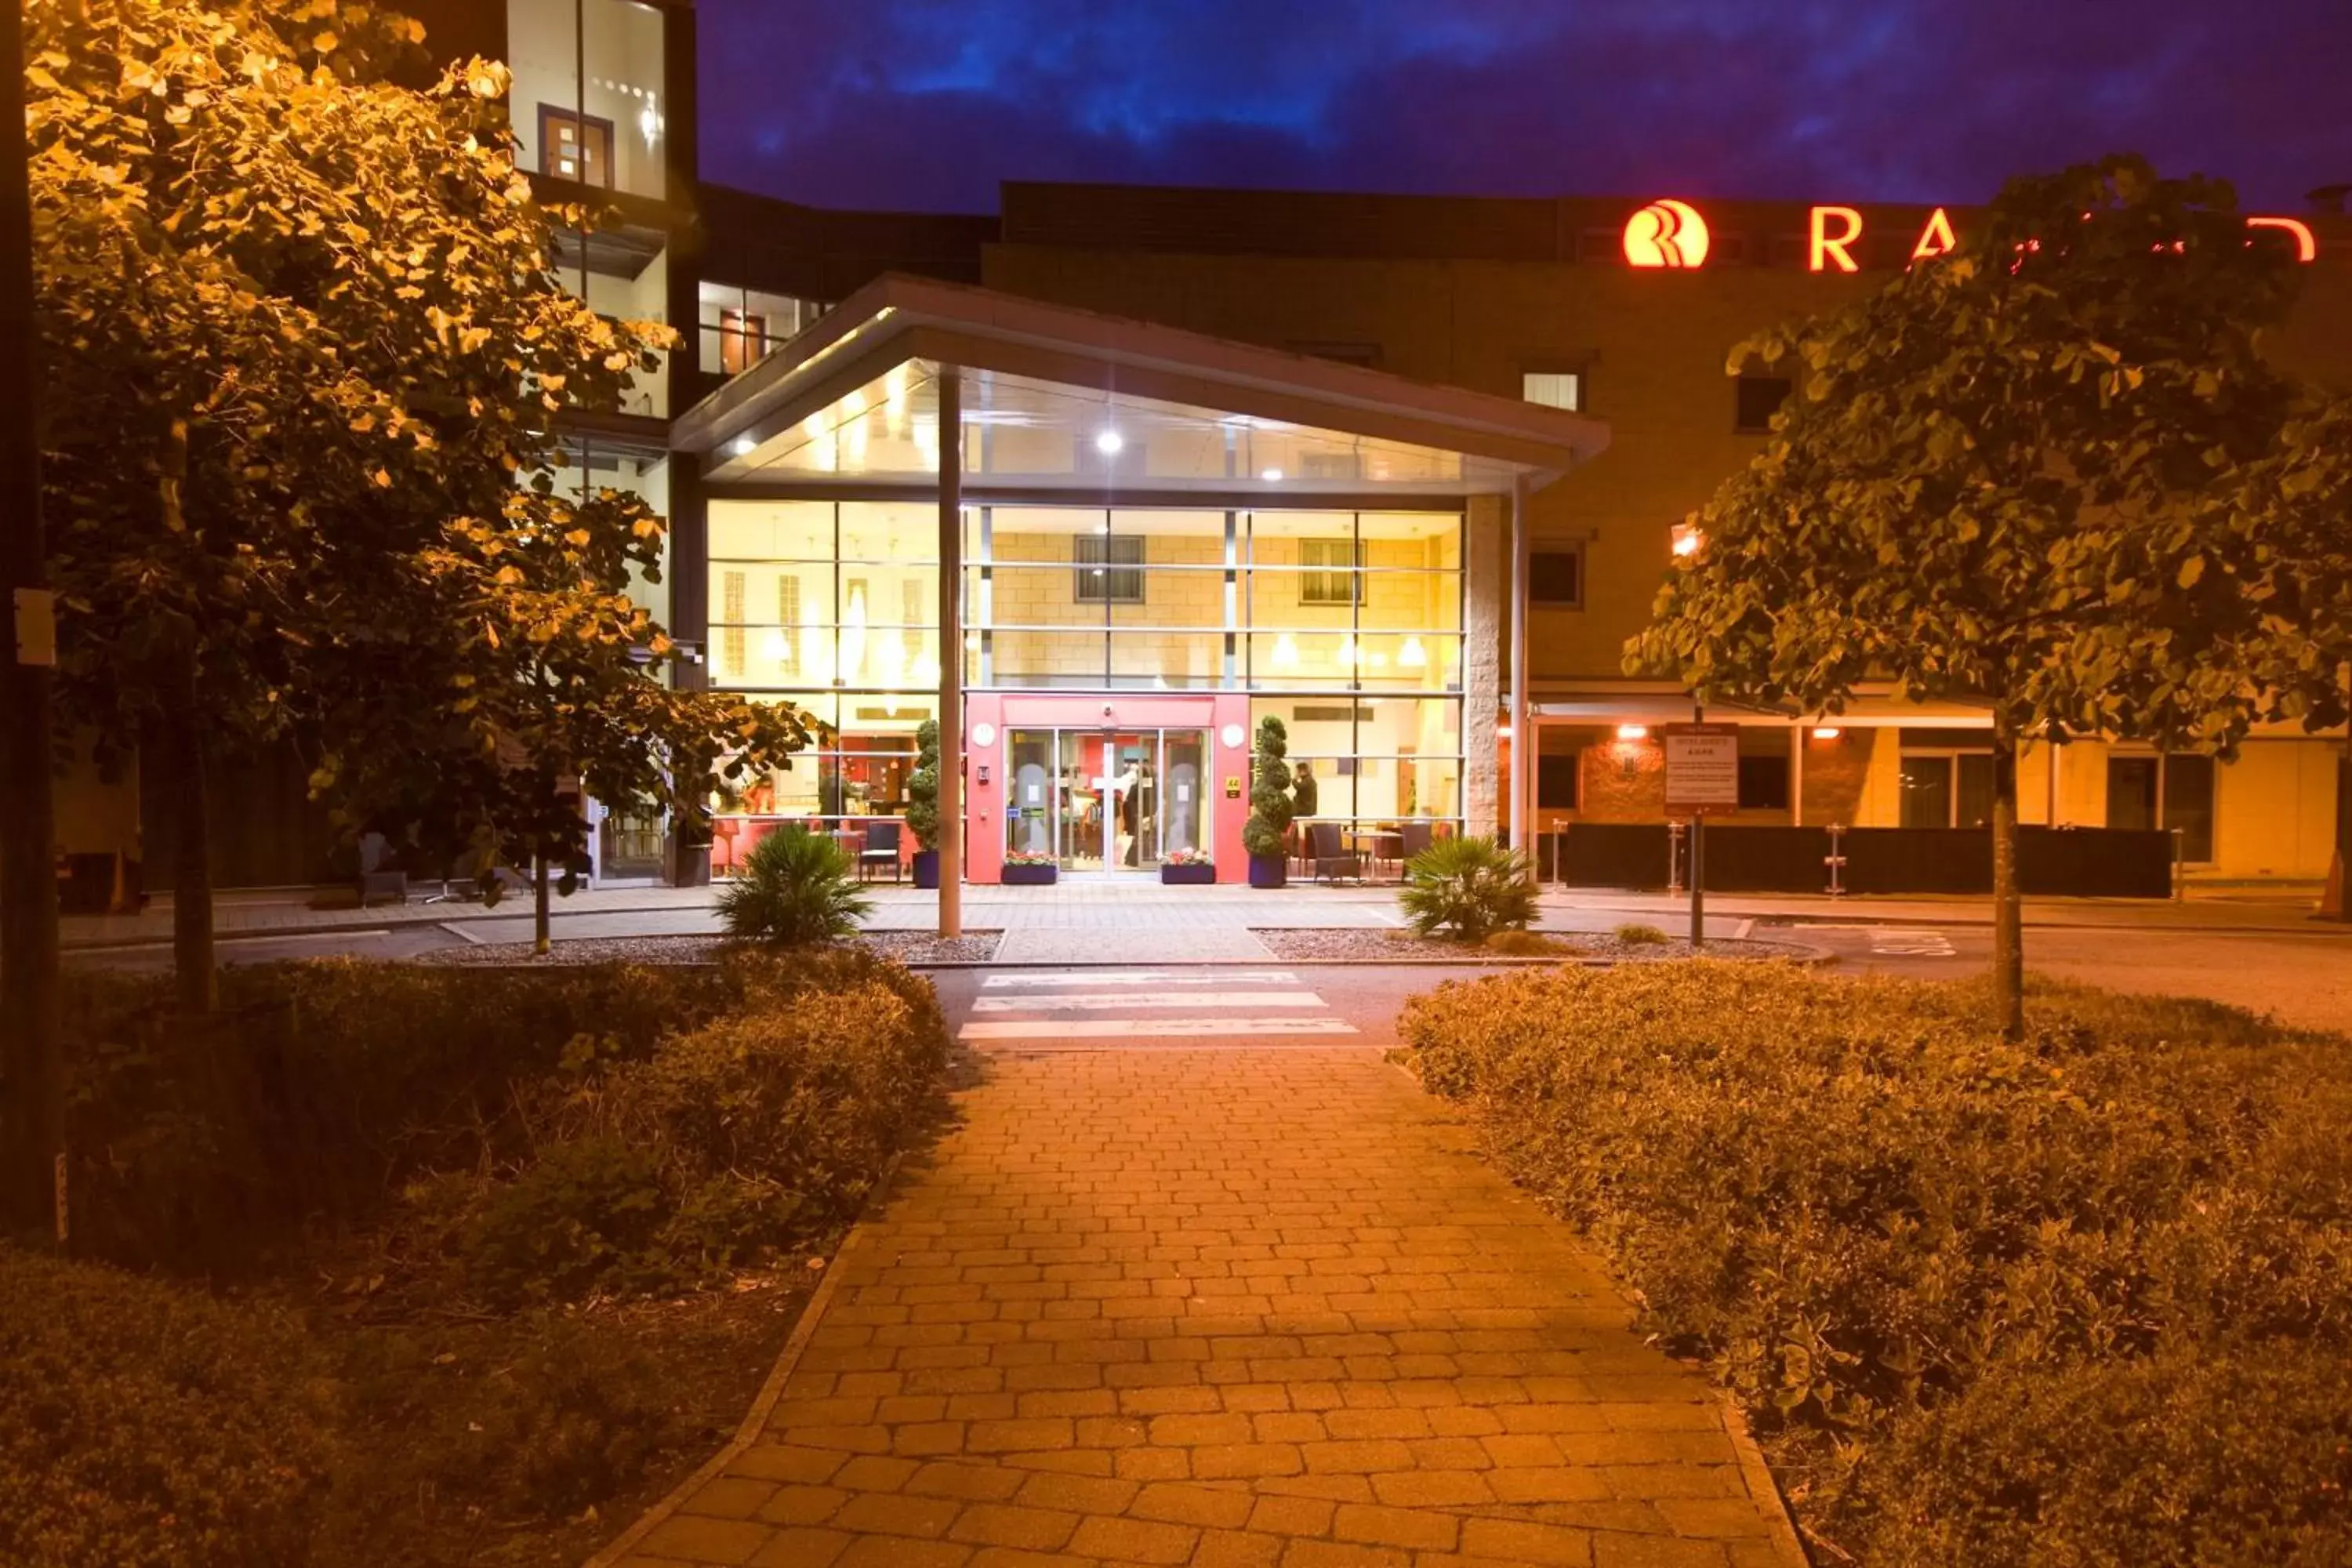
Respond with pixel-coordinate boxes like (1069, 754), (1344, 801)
(695, 1), (2352, 215)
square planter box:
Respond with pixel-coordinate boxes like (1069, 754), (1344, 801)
(1001, 862), (1058, 886)
(1247, 854), (1288, 889)
(1160, 862), (1217, 885)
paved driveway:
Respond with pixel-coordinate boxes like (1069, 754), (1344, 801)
(601, 1017), (1798, 1568)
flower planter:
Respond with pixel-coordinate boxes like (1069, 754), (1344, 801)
(1247, 853), (1288, 889)
(1160, 862), (1216, 885)
(1001, 862), (1058, 886)
(912, 849), (940, 890)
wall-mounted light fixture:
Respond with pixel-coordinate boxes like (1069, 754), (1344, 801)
(1616, 723), (1650, 742)
(1809, 726), (1842, 742)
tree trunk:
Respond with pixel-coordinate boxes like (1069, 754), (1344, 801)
(164, 705), (216, 1016)
(533, 843), (550, 956)
(1990, 712), (2024, 1040)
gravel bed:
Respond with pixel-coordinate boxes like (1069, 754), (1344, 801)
(422, 929), (1004, 967)
(1251, 927), (1810, 964)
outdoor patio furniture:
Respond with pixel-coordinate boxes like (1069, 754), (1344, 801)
(1308, 821), (1363, 884)
(1398, 818), (1436, 873)
(1349, 826), (1406, 877)
(859, 821), (903, 883)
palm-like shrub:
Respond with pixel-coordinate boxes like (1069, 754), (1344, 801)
(716, 827), (873, 946)
(1399, 835), (1538, 941)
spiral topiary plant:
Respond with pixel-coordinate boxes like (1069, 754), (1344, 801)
(903, 719), (941, 851)
(1241, 717), (1296, 864)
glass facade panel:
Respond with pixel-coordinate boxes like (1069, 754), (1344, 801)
(699, 283), (825, 377)
(579, 0), (669, 201)
(1252, 698), (1463, 830)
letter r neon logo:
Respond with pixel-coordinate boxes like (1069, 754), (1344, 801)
(1809, 205), (1864, 272)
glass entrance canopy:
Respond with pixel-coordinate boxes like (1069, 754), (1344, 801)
(673, 274), (1608, 498)
(709, 361), (1534, 496)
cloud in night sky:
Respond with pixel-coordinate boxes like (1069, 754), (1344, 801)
(694, 1), (2352, 214)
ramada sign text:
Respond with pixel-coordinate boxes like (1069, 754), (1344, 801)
(1620, 198), (2322, 271)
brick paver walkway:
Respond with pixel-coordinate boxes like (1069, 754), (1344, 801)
(608, 1049), (1795, 1568)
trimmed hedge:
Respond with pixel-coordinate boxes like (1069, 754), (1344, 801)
(1399, 962), (2352, 1563)
(0, 1248), (336, 1568)
(11, 949), (953, 1564)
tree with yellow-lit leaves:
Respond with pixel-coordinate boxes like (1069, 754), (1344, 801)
(27, 0), (812, 1007)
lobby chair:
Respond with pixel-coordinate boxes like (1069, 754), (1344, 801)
(1308, 821), (1363, 884)
(1398, 818), (1436, 877)
(859, 821), (904, 883)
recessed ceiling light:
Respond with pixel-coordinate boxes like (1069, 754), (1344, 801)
(729, 436), (757, 458)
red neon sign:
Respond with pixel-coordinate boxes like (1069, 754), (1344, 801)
(1623, 200), (1711, 268)
(1796, 205), (2318, 270)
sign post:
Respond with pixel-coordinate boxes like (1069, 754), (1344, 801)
(1661, 719), (1740, 948)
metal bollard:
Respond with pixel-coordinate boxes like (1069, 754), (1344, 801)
(1824, 822), (1848, 898)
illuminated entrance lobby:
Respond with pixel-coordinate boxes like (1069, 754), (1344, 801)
(674, 275), (1606, 889)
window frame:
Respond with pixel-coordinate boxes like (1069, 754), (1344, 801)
(1733, 372), (1794, 435)
(1072, 532), (1146, 606)
(1526, 546), (1584, 610)
(1519, 367), (1587, 413)
(1297, 538), (1366, 608)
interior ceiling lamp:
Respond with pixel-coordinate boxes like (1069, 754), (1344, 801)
(1399, 637), (1427, 668)
(1271, 633), (1300, 671)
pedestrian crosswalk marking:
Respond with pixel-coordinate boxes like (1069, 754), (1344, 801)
(973, 991), (1327, 1013)
(961, 1017), (1360, 1040)
(982, 971), (1299, 989)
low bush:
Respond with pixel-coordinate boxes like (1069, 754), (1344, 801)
(0, 1247), (338, 1568)
(716, 826), (873, 945)
(63, 960), (736, 1272)
(1398, 834), (1538, 941)
(327, 1312), (677, 1533)
(27, 949), (954, 1563)
(1612, 921), (1668, 945)
(1398, 963), (2352, 1563)
(1842, 1344), (2352, 1567)
(463, 949), (949, 1304)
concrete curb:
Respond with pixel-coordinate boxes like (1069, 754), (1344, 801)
(64, 907), (2343, 953)
(579, 1149), (909, 1568)
(423, 938), (1838, 975)
(1719, 1395), (1816, 1567)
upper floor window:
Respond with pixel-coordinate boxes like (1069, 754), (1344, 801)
(1522, 372), (1584, 412)
(1298, 539), (1364, 606)
(1528, 549), (1583, 608)
(699, 285), (829, 379)
(1734, 373), (1793, 434)
(507, 0), (669, 201)
(1074, 535), (1145, 604)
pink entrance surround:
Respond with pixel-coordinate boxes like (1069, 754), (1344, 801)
(963, 692), (1256, 884)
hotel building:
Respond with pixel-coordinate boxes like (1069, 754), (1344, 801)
(78, 0), (2352, 896)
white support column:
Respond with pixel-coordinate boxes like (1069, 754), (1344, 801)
(1508, 476), (1534, 877)
(1463, 495), (1504, 839)
(937, 368), (964, 938)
